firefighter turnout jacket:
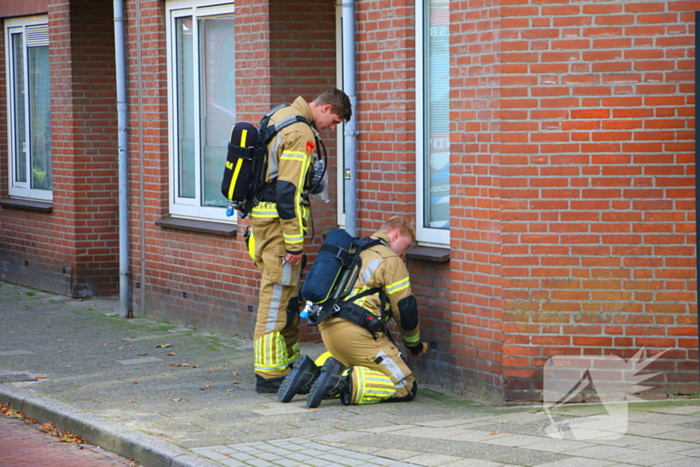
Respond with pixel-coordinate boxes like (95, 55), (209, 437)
(344, 232), (421, 348)
(250, 96), (317, 254)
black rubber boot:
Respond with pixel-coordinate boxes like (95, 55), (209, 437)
(306, 357), (348, 408)
(255, 374), (285, 394)
(340, 367), (354, 406)
(277, 355), (320, 403)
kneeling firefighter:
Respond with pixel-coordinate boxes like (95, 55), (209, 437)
(277, 216), (426, 407)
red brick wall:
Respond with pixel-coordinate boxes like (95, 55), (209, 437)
(66, 0), (119, 295)
(355, 0), (417, 229)
(0, 0), (47, 17)
(449, 0), (506, 399)
(353, 0), (458, 393)
(0, 0), (696, 403)
(124, 0), (169, 322)
(494, 0), (697, 402)
(0, 0), (118, 297)
(131, 0), (338, 340)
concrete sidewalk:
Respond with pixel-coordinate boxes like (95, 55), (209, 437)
(1, 281), (699, 467)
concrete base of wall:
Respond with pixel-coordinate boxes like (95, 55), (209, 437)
(0, 252), (113, 299)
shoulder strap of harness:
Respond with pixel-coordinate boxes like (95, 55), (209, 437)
(258, 105), (313, 145)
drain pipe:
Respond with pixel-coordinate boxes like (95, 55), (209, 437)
(342, 1), (358, 236)
(114, 0), (131, 318)
(695, 11), (699, 381)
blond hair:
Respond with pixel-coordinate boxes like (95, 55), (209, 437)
(379, 216), (416, 242)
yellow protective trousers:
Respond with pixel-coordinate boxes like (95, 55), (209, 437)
(249, 214), (302, 380)
(318, 317), (416, 404)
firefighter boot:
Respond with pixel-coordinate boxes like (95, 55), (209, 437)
(277, 355), (320, 403)
(306, 357), (349, 408)
(255, 374), (286, 394)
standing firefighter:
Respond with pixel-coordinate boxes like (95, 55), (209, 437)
(249, 89), (352, 393)
(278, 216), (426, 406)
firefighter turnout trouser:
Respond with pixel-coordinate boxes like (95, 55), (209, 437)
(319, 317), (417, 404)
(250, 218), (302, 380)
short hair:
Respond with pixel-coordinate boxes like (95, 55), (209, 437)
(380, 216), (416, 243)
(313, 88), (352, 122)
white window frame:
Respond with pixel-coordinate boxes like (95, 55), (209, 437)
(416, 0), (450, 246)
(166, 0), (235, 221)
(5, 15), (51, 202)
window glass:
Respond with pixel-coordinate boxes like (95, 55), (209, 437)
(11, 33), (26, 184)
(200, 16), (235, 208)
(423, 0), (449, 230)
(28, 44), (51, 190)
(175, 16), (195, 199)
(168, 3), (235, 219)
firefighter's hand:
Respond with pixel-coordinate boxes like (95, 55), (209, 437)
(284, 252), (303, 266)
(407, 342), (427, 358)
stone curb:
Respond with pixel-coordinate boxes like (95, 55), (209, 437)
(0, 384), (223, 467)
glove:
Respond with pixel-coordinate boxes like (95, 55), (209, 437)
(406, 342), (424, 356)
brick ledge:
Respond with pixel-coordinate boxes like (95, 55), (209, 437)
(406, 245), (450, 262)
(0, 198), (53, 212)
(155, 216), (237, 237)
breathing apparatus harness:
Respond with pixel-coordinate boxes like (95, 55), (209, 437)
(223, 103), (327, 223)
(301, 234), (394, 341)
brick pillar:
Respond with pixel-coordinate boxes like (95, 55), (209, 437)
(50, 0), (119, 297)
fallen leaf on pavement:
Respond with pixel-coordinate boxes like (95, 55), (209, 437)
(167, 352), (177, 356)
(172, 398), (183, 402)
(232, 371), (239, 376)
(155, 344), (171, 348)
(131, 382), (139, 385)
(35, 376), (47, 379)
(38, 423), (87, 444)
(1, 404), (25, 419)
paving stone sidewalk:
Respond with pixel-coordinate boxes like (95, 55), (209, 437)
(1, 281), (700, 467)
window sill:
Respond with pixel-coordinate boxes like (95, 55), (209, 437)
(0, 197), (53, 212)
(406, 245), (450, 262)
(155, 216), (237, 237)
